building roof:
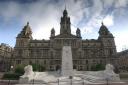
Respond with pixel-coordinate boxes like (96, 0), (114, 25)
(53, 33), (80, 39)
(116, 50), (128, 57)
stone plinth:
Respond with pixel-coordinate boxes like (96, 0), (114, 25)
(61, 46), (73, 76)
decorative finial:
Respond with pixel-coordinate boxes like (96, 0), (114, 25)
(64, 0), (66, 10)
(27, 22), (29, 26)
(101, 21), (104, 26)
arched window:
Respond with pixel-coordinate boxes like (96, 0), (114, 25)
(86, 60), (88, 64)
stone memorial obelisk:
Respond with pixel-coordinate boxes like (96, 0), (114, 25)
(61, 46), (73, 76)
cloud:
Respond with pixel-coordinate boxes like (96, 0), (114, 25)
(103, 14), (114, 26)
(115, 0), (128, 8)
(0, 0), (127, 36)
(114, 31), (128, 52)
(0, 0), (63, 39)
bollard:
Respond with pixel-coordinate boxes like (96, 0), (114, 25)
(58, 79), (59, 85)
(33, 79), (34, 85)
(8, 79), (10, 85)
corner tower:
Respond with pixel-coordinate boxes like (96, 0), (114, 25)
(98, 22), (116, 56)
(60, 9), (71, 34)
(15, 22), (32, 47)
(13, 22), (33, 68)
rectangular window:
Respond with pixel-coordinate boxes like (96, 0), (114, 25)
(16, 60), (21, 64)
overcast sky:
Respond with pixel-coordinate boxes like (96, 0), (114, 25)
(0, 0), (128, 52)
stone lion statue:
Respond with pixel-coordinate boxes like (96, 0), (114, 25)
(83, 64), (120, 82)
(105, 64), (114, 70)
(104, 64), (115, 75)
(19, 65), (35, 83)
(21, 65), (34, 78)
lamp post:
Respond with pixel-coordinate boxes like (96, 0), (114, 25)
(10, 65), (13, 73)
(82, 78), (84, 85)
(8, 65), (13, 85)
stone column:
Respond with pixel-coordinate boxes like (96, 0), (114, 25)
(61, 46), (73, 76)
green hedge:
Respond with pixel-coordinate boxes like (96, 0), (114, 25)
(2, 73), (22, 80)
(31, 64), (45, 71)
(91, 64), (105, 71)
(14, 64), (25, 74)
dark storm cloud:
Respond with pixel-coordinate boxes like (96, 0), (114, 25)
(0, 0), (39, 3)
(0, 0), (63, 4)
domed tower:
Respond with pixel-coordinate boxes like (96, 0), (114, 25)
(15, 22), (32, 47)
(98, 22), (116, 57)
(99, 22), (113, 36)
(14, 22), (33, 66)
(60, 9), (71, 34)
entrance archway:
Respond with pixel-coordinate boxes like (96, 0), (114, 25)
(56, 65), (61, 71)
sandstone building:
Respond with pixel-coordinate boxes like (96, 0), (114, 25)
(12, 9), (117, 71)
(115, 50), (128, 72)
(0, 43), (13, 71)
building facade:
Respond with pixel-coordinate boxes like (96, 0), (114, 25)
(115, 50), (128, 72)
(13, 9), (117, 71)
(0, 43), (13, 71)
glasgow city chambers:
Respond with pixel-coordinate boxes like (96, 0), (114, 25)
(0, 9), (128, 72)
